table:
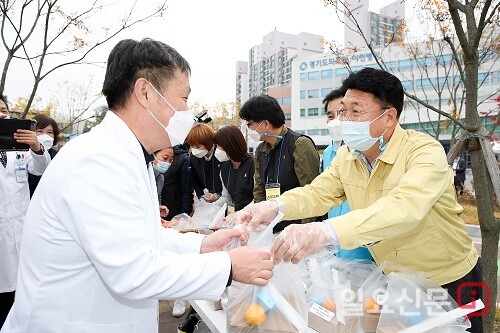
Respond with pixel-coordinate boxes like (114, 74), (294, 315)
(189, 300), (319, 333)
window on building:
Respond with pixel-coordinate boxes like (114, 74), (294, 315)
(437, 54), (452, 66)
(300, 73), (306, 81)
(307, 129), (319, 136)
(401, 80), (414, 90)
(284, 113), (292, 120)
(275, 97), (281, 104)
(300, 90), (305, 99)
(321, 69), (333, 79)
(335, 67), (349, 77)
(308, 89), (319, 98)
(282, 97), (291, 105)
(478, 72), (491, 85)
(300, 109), (306, 117)
(399, 59), (412, 71)
(321, 88), (332, 97)
(416, 57), (431, 68)
(416, 78), (433, 89)
(307, 108), (319, 116)
(308, 71), (319, 80)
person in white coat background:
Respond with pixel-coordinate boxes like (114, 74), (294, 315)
(0, 95), (51, 328)
(1, 38), (274, 333)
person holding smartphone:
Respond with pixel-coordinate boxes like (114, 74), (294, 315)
(0, 95), (51, 328)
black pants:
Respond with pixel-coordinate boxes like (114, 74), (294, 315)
(442, 260), (483, 333)
(0, 291), (15, 329)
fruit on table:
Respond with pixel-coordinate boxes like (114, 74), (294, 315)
(245, 303), (266, 325)
(323, 298), (336, 312)
(365, 298), (380, 312)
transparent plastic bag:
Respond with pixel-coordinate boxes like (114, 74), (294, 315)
(168, 213), (198, 232)
(304, 253), (366, 333)
(225, 263), (308, 333)
(192, 198), (224, 229)
(377, 271), (471, 333)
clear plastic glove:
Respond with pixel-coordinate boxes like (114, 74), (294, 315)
(159, 205), (169, 218)
(201, 188), (220, 203)
(271, 222), (336, 264)
(236, 200), (281, 232)
(228, 246), (274, 286)
(200, 228), (249, 253)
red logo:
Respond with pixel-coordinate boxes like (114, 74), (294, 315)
(457, 282), (490, 318)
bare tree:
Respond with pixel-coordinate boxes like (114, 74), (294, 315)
(325, 0), (499, 330)
(0, 0), (167, 119)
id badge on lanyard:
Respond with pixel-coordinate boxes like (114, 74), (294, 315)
(15, 153), (28, 183)
(265, 183), (281, 201)
(227, 203), (235, 216)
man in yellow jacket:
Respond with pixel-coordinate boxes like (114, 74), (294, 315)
(240, 67), (482, 332)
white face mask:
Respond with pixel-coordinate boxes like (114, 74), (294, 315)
(340, 110), (388, 152)
(37, 134), (54, 150)
(327, 118), (343, 141)
(214, 148), (230, 162)
(191, 148), (208, 158)
(247, 122), (263, 142)
(147, 83), (195, 147)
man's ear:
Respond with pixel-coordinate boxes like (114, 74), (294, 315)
(134, 78), (150, 109)
(386, 107), (398, 127)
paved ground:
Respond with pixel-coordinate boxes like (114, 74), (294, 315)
(159, 300), (188, 333)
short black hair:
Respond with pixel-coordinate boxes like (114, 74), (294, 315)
(0, 95), (9, 111)
(342, 67), (404, 118)
(102, 38), (191, 110)
(239, 94), (285, 128)
(33, 114), (61, 145)
(322, 87), (347, 114)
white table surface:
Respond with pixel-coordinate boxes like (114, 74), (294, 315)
(189, 300), (319, 333)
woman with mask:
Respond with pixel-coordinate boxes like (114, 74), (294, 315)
(152, 147), (174, 206)
(213, 125), (254, 214)
(28, 114), (60, 197)
(186, 123), (223, 202)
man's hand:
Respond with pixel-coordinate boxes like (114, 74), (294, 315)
(159, 205), (169, 218)
(236, 201), (281, 232)
(14, 129), (42, 152)
(271, 222), (333, 264)
(200, 228), (249, 253)
(228, 247), (274, 286)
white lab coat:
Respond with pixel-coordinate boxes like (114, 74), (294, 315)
(0, 148), (50, 292)
(2, 111), (231, 333)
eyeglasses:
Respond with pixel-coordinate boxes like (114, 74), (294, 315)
(337, 107), (390, 122)
(246, 121), (262, 128)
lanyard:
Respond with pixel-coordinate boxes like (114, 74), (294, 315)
(265, 138), (285, 184)
(202, 157), (216, 191)
(227, 164), (232, 190)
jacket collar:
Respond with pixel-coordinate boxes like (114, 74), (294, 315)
(100, 111), (146, 163)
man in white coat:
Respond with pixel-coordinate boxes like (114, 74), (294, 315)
(0, 96), (51, 329)
(1, 39), (274, 333)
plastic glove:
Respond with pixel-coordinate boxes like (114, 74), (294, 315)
(271, 222), (336, 264)
(200, 228), (249, 253)
(228, 246), (274, 286)
(236, 200), (281, 232)
(202, 190), (220, 203)
(159, 205), (169, 218)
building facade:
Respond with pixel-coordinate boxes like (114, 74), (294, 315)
(245, 30), (324, 99)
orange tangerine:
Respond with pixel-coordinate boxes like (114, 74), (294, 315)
(365, 298), (380, 312)
(323, 298), (336, 312)
(245, 303), (266, 325)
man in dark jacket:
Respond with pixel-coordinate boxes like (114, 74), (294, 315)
(453, 155), (466, 195)
(161, 143), (193, 220)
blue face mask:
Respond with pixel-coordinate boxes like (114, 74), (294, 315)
(340, 110), (388, 152)
(154, 160), (171, 174)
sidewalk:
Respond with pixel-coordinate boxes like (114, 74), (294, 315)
(159, 300), (186, 332)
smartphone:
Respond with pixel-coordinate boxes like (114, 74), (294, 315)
(0, 118), (37, 151)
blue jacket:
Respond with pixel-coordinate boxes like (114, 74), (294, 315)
(322, 143), (372, 260)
